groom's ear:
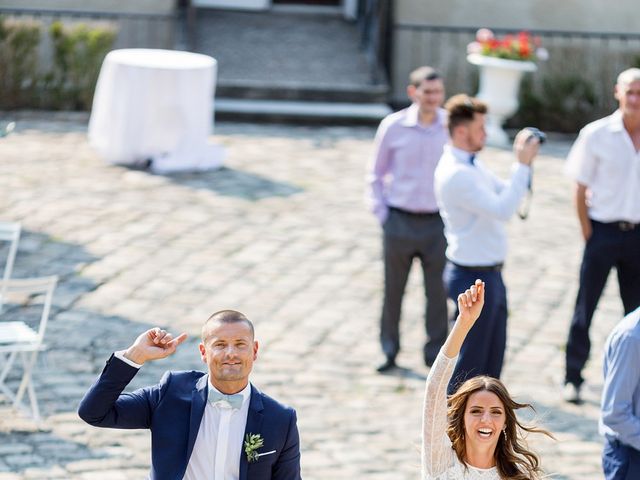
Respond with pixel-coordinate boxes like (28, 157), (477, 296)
(199, 342), (207, 363)
(252, 340), (259, 360)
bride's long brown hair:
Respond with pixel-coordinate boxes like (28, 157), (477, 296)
(446, 376), (554, 480)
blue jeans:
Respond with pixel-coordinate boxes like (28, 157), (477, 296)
(603, 438), (640, 480)
(444, 264), (507, 394)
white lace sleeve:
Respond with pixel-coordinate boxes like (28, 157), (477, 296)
(421, 349), (457, 479)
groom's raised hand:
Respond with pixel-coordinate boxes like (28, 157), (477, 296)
(124, 327), (188, 365)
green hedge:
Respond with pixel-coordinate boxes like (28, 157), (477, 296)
(0, 17), (116, 110)
(0, 17), (41, 109)
(508, 74), (598, 133)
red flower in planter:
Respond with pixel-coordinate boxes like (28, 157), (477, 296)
(467, 28), (549, 62)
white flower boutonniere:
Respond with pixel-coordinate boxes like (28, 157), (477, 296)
(244, 433), (265, 463)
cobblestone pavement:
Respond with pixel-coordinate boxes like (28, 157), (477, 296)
(0, 113), (625, 479)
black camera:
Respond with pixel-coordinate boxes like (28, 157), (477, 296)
(525, 127), (547, 144)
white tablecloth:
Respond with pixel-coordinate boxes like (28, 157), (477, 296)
(89, 49), (224, 173)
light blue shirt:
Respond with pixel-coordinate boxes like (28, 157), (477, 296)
(600, 306), (640, 450)
(434, 144), (530, 266)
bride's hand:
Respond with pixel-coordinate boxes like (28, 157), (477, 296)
(457, 279), (485, 330)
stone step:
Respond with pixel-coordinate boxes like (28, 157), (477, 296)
(216, 80), (389, 104)
(214, 97), (391, 124)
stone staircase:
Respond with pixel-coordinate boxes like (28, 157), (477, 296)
(184, 6), (391, 123)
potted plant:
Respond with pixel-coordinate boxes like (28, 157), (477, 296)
(467, 29), (549, 146)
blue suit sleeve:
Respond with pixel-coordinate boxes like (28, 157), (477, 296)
(78, 354), (170, 429)
(271, 409), (302, 480)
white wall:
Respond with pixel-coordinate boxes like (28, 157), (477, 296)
(0, 0), (175, 15)
(395, 0), (638, 34)
(390, 0), (640, 122)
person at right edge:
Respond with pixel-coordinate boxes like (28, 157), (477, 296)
(434, 94), (540, 395)
(563, 68), (640, 404)
(600, 306), (640, 479)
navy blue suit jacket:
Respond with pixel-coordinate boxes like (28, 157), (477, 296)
(78, 355), (301, 480)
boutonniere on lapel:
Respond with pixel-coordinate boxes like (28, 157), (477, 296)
(244, 433), (265, 463)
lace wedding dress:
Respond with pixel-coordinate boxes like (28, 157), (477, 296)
(421, 352), (500, 480)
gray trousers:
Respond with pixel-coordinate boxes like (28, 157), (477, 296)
(380, 208), (448, 363)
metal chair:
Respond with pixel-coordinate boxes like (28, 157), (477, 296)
(0, 275), (58, 421)
(0, 121), (15, 138)
(0, 221), (21, 313)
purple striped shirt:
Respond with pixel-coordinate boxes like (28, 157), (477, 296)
(367, 104), (448, 224)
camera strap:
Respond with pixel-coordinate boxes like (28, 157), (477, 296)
(517, 165), (533, 220)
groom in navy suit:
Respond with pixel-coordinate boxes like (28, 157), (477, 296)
(78, 310), (301, 480)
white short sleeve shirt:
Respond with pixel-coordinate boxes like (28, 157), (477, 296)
(565, 110), (640, 223)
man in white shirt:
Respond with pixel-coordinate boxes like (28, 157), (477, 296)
(563, 68), (640, 404)
(434, 94), (539, 393)
(78, 310), (301, 480)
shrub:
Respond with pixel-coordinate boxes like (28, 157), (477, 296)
(42, 21), (116, 110)
(509, 74), (598, 132)
(0, 16), (41, 109)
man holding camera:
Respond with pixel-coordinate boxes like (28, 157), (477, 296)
(434, 94), (540, 393)
(563, 68), (640, 404)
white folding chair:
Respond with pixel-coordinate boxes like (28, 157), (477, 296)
(0, 221), (22, 313)
(0, 275), (58, 421)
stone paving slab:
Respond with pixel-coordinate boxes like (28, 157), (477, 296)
(0, 113), (625, 479)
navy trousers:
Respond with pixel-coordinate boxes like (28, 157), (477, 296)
(565, 221), (640, 386)
(603, 438), (640, 480)
(444, 264), (507, 394)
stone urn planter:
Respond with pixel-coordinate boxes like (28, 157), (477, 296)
(467, 53), (536, 146)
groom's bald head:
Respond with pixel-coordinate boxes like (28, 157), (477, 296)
(201, 309), (254, 342)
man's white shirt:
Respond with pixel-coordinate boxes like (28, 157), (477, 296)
(113, 351), (251, 480)
(564, 109), (640, 223)
(184, 382), (250, 480)
(434, 144), (530, 265)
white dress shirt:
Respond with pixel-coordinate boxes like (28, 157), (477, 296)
(184, 382), (251, 480)
(113, 351), (251, 480)
(564, 109), (640, 223)
(434, 145), (530, 265)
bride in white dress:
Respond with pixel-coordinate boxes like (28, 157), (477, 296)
(422, 280), (553, 480)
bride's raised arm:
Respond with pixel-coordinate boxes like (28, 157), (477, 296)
(422, 280), (484, 478)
